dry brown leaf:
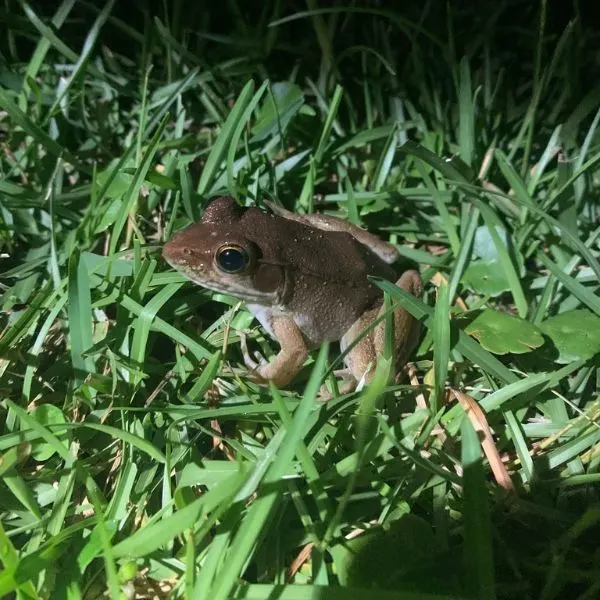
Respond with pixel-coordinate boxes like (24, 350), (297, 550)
(451, 388), (515, 492)
(288, 542), (315, 579)
(430, 272), (467, 311)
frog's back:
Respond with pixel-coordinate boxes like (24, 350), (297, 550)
(241, 207), (398, 345)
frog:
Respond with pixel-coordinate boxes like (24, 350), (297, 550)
(162, 196), (423, 394)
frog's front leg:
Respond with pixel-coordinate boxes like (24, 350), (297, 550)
(241, 314), (309, 388)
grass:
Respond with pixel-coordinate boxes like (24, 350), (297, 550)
(1, 0), (600, 598)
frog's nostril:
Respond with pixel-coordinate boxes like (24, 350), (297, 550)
(183, 247), (192, 255)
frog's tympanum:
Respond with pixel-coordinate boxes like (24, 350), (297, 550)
(163, 196), (422, 393)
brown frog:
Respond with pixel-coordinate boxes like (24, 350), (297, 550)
(162, 196), (422, 393)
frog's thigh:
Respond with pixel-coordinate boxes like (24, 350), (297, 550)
(256, 315), (310, 388)
(373, 270), (423, 368)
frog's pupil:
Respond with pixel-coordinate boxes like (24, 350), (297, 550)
(218, 247), (247, 273)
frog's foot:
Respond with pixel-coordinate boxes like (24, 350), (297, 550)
(239, 331), (269, 383)
(318, 369), (358, 401)
(239, 317), (310, 389)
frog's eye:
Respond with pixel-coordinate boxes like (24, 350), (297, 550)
(215, 244), (250, 274)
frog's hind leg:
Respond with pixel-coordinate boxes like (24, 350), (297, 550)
(340, 270), (423, 388)
(318, 310), (379, 401)
(339, 306), (382, 388)
(375, 270), (422, 378)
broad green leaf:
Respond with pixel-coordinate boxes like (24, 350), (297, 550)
(463, 259), (510, 296)
(472, 225), (510, 262)
(539, 309), (600, 363)
(464, 309), (544, 355)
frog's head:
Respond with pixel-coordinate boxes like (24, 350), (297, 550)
(162, 196), (286, 304)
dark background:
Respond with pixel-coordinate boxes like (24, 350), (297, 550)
(2, 0), (598, 84)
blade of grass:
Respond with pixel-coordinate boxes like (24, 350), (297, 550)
(232, 583), (464, 599)
(108, 116), (168, 256)
(537, 253), (600, 317)
(44, 0), (117, 124)
(20, 0), (125, 91)
(112, 468), (248, 558)
(461, 417), (496, 600)
(0, 88), (86, 173)
(314, 84), (344, 166)
(447, 204), (479, 306)
(375, 279), (518, 384)
(17, 0), (76, 111)
(197, 79), (256, 196)
(206, 344), (329, 600)
(130, 280), (184, 387)
(475, 200), (527, 318)
(68, 249), (95, 385)
(415, 160), (460, 255)
(226, 80), (270, 197)
(371, 124), (398, 191)
(433, 281), (451, 413)
(457, 56), (474, 166)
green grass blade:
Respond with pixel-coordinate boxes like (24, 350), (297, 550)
(314, 84), (344, 166)
(433, 281), (451, 412)
(197, 79), (256, 196)
(108, 117), (169, 255)
(461, 417), (496, 600)
(457, 56), (474, 166)
(226, 80), (270, 196)
(67, 250), (95, 384)
(112, 468), (248, 559)
(44, 0), (117, 123)
(17, 0), (76, 111)
(0, 87), (85, 172)
(206, 345), (329, 600)
(537, 253), (600, 317)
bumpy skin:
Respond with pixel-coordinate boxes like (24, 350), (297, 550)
(162, 196), (422, 390)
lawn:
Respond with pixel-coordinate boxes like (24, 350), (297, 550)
(1, 1), (600, 599)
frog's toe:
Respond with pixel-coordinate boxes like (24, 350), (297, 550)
(244, 349), (269, 371)
(240, 332), (258, 369)
(317, 370), (358, 401)
(239, 332), (271, 381)
(245, 369), (268, 384)
(318, 383), (333, 402)
(253, 350), (268, 366)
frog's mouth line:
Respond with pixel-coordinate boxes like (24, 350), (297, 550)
(201, 280), (277, 304)
(163, 250), (281, 305)
(176, 269), (278, 305)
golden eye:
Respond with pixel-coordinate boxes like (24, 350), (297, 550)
(215, 244), (250, 274)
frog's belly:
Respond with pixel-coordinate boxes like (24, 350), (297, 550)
(246, 302), (361, 348)
(291, 310), (358, 347)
